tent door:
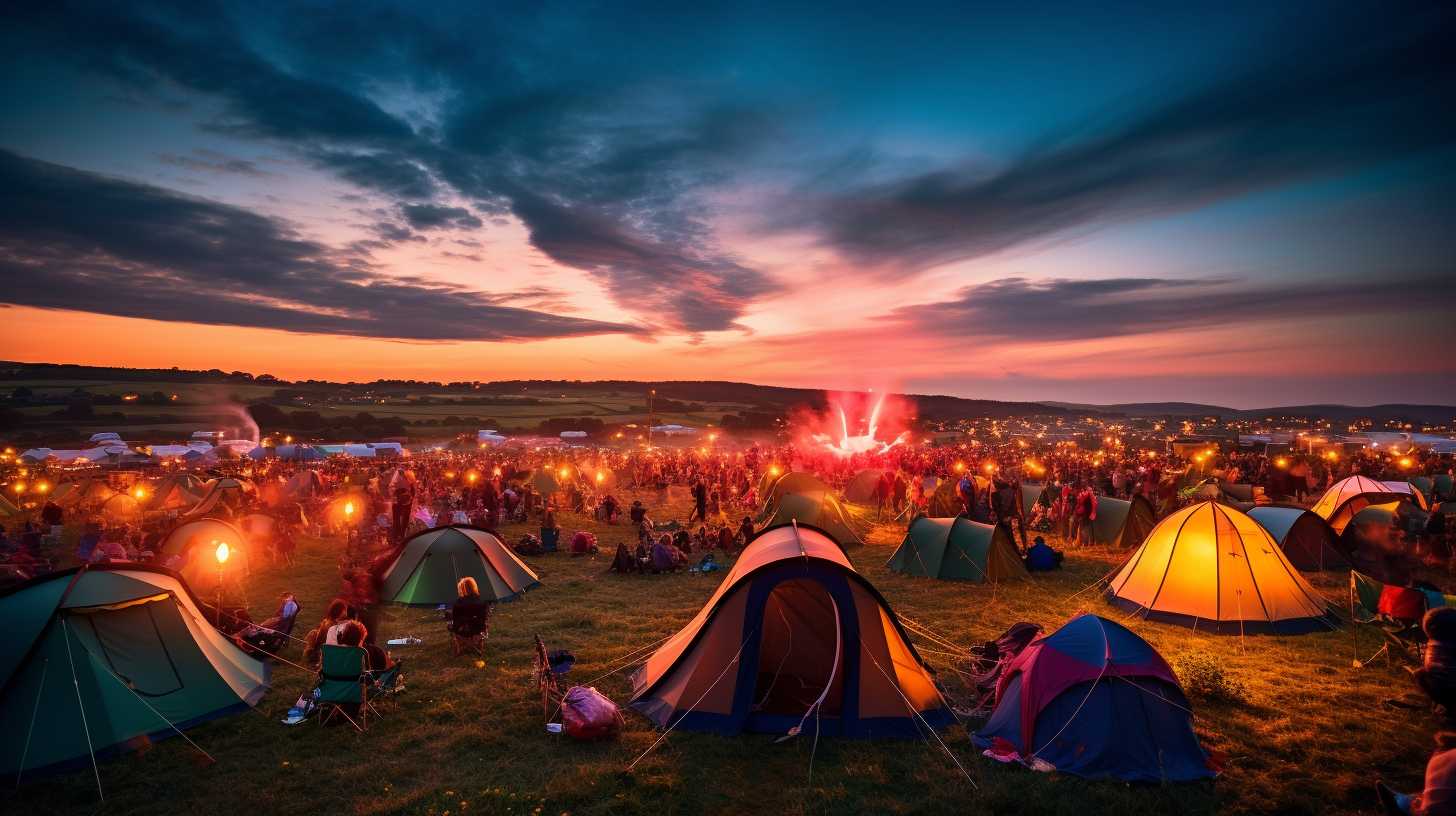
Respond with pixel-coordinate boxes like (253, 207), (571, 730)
(750, 579), (844, 717)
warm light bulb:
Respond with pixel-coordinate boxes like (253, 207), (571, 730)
(215, 541), (230, 564)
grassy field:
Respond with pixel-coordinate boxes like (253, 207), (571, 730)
(3, 489), (1437, 816)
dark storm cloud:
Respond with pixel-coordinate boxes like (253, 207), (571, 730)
(401, 203), (482, 231)
(157, 149), (268, 177)
(802, 8), (1456, 272)
(0, 150), (640, 341)
(890, 276), (1454, 341)
(3, 2), (779, 333)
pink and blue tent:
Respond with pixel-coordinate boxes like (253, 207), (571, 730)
(973, 614), (1214, 782)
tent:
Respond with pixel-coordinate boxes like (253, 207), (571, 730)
(1217, 482), (1264, 504)
(630, 523), (952, 737)
(1090, 495), (1159, 549)
(1310, 475), (1408, 535)
(529, 468), (561, 496)
(98, 492), (142, 523)
(54, 479), (115, 510)
(844, 468), (887, 505)
(1381, 481), (1429, 511)
(1106, 501), (1333, 633)
(381, 526), (539, 605)
(281, 469), (325, 500)
(757, 471), (833, 521)
(888, 517), (1027, 583)
(1435, 474), (1456, 502)
(758, 492), (864, 547)
(1339, 502), (1403, 565)
(179, 477), (255, 523)
(0, 493), (22, 519)
(0, 564), (267, 778)
(973, 614), (1213, 782)
(142, 474), (204, 512)
(1020, 483), (1050, 519)
(158, 518), (251, 591)
(1247, 506), (1348, 571)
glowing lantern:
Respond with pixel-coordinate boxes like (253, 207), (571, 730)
(1399, 457), (1413, 469)
(134, 487), (147, 500)
(344, 501), (355, 518)
(214, 540), (230, 564)
(983, 462), (996, 474)
(284, 435), (293, 444)
(560, 467), (570, 478)
(467, 472), (479, 484)
(12, 482), (24, 495)
(1274, 457), (1288, 469)
(595, 472), (605, 483)
(953, 462), (966, 473)
(769, 465), (781, 477)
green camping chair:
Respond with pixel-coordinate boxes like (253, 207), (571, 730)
(317, 645), (370, 731)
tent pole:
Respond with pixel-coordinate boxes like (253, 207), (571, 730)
(60, 619), (104, 802)
(14, 658), (49, 790)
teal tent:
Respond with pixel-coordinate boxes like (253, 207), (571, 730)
(888, 517), (1027, 582)
(381, 525), (540, 605)
(1090, 495), (1159, 548)
(0, 565), (267, 781)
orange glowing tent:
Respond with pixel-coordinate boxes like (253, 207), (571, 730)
(1106, 502), (1333, 633)
(629, 523), (951, 736)
(1310, 476), (1408, 535)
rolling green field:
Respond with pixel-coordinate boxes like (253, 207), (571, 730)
(2, 489), (1435, 816)
(3, 379), (754, 441)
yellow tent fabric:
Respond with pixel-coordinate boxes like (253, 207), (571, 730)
(629, 524), (951, 737)
(1107, 502), (1331, 633)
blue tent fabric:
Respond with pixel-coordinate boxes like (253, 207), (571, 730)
(977, 674), (1212, 782)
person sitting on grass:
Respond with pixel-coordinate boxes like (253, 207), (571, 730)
(610, 541), (637, 573)
(1377, 731), (1456, 815)
(738, 516), (755, 546)
(651, 533), (686, 573)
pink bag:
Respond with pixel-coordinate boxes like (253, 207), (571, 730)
(561, 686), (624, 741)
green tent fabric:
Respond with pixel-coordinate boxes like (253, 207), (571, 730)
(887, 517), (1027, 582)
(1020, 483), (1049, 519)
(1435, 475), (1456, 502)
(756, 471), (832, 520)
(758, 492), (863, 547)
(382, 526), (540, 605)
(1090, 495), (1158, 548)
(0, 564), (267, 778)
(530, 469), (560, 496)
(1248, 506), (1348, 571)
(844, 468), (886, 504)
(1411, 476), (1435, 500)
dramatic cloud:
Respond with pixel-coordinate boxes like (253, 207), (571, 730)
(401, 203), (482, 231)
(799, 8), (1456, 272)
(889, 276), (1454, 341)
(0, 150), (640, 341)
(157, 149), (268, 177)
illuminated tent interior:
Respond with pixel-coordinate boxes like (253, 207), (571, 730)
(0, 564), (267, 778)
(630, 524), (951, 737)
(381, 525), (539, 605)
(1247, 506), (1349, 571)
(888, 517), (1027, 583)
(757, 491), (864, 547)
(926, 475), (990, 518)
(1106, 502), (1333, 633)
(158, 518), (251, 591)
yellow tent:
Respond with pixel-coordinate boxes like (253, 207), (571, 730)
(1107, 502), (1332, 633)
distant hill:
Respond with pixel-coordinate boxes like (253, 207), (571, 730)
(2, 361), (1451, 426)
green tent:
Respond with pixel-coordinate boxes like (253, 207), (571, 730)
(1091, 495), (1159, 548)
(0, 564), (267, 779)
(1410, 476), (1435, 500)
(756, 471), (832, 522)
(1020, 482), (1049, 519)
(758, 492), (863, 547)
(888, 517), (1026, 582)
(381, 525), (540, 605)
(926, 475), (990, 518)
(1435, 474), (1456, 502)
(844, 468), (887, 504)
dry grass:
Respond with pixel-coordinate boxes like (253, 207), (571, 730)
(4, 489), (1437, 815)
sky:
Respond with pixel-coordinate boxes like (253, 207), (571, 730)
(1, 1), (1453, 408)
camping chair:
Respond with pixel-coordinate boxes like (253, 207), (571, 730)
(316, 645), (370, 731)
(533, 635), (573, 724)
(449, 602), (490, 657)
(240, 603), (302, 659)
(365, 659), (406, 718)
(1351, 571), (1428, 667)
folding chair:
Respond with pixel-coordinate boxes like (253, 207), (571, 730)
(317, 645), (370, 731)
(449, 602), (490, 657)
(365, 659), (406, 719)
